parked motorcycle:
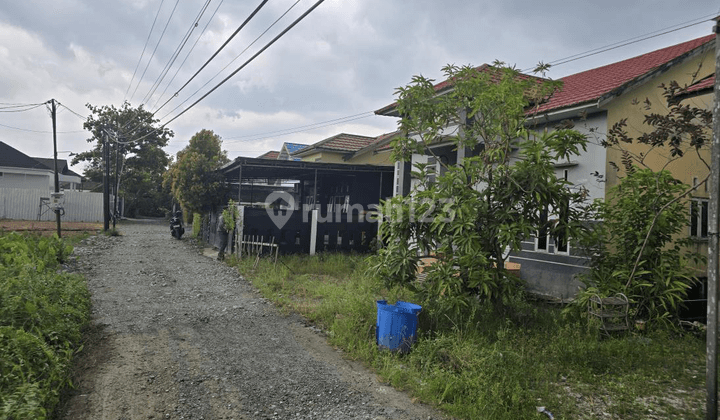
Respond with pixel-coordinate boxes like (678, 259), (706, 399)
(170, 212), (185, 239)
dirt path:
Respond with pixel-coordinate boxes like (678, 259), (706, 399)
(59, 219), (446, 420)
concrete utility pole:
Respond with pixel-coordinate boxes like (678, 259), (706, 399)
(103, 130), (110, 232)
(50, 99), (61, 238)
(113, 139), (119, 230)
(707, 16), (720, 420)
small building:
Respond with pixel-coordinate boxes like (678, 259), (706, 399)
(0, 141), (81, 191)
(217, 157), (394, 254)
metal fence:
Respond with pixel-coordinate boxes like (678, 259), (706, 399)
(0, 187), (108, 222)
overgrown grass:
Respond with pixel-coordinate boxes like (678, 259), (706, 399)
(0, 232), (91, 419)
(229, 253), (706, 420)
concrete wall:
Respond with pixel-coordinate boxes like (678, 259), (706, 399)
(0, 168), (52, 190)
(0, 188), (106, 222)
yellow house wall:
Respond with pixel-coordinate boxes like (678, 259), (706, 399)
(345, 150), (393, 166)
(299, 152), (346, 163)
(601, 51), (714, 272)
(602, 50), (714, 193)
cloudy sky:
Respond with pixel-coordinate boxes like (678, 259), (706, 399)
(0, 0), (716, 174)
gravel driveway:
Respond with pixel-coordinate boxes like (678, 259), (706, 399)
(60, 219), (445, 420)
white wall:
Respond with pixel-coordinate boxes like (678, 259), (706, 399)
(0, 188), (106, 222)
(0, 167), (52, 190)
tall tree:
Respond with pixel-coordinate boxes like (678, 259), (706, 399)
(72, 101), (173, 217)
(164, 129), (230, 218)
(371, 64), (589, 316)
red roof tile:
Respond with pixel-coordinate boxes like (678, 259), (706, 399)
(534, 35), (714, 114)
(294, 133), (377, 155)
(683, 73), (714, 94)
(257, 150), (280, 159)
(375, 65), (548, 116)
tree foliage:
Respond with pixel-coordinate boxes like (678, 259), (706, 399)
(570, 81), (710, 325)
(163, 129), (230, 217)
(72, 101), (173, 217)
(371, 63), (589, 316)
(573, 169), (704, 324)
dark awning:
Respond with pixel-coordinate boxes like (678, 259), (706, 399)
(220, 156), (394, 182)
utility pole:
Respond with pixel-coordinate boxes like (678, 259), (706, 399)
(707, 16), (720, 420)
(113, 139), (119, 230)
(103, 130), (110, 231)
(50, 99), (61, 238)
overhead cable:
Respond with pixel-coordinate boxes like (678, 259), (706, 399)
(140, 0), (213, 106)
(161, 0), (326, 127)
(223, 111), (375, 143)
(157, 0), (300, 120)
(129, 0), (181, 103)
(152, 0), (269, 116)
(124, 0), (166, 102)
(150, 0), (225, 110)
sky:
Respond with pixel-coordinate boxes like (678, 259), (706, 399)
(0, 0), (717, 175)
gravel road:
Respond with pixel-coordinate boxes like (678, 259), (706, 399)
(59, 219), (446, 420)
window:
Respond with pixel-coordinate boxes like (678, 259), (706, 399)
(426, 156), (437, 184)
(690, 198), (709, 239)
(555, 198), (570, 254)
(536, 207), (548, 251)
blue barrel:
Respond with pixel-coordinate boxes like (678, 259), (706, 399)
(376, 300), (422, 353)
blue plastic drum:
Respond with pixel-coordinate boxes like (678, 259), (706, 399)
(376, 300), (422, 353)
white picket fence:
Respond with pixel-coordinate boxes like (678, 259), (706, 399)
(0, 188), (109, 223)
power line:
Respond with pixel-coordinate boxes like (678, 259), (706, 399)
(161, 0), (326, 127)
(157, 0), (300, 121)
(526, 13), (716, 72)
(226, 12), (717, 144)
(152, 0), (270, 116)
(140, 0), (213, 106)
(0, 103), (46, 112)
(150, 0), (225, 110)
(129, 0), (181, 103)
(222, 111), (375, 143)
(124, 0), (166, 102)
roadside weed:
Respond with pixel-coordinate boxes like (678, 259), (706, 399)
(234, 254), (706, 419)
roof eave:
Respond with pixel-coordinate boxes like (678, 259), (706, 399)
(527, 102), (600, 124)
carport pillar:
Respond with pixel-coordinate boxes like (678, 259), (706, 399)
(313, 169), (318, 208)
(310, 209), (318, 256)
(236, 205), (244, 258)
(237, 165), (242, 203)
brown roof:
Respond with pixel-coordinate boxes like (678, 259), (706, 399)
(257, 150), (280, 159)
(347, 130), (402, 160)
(375, 64), (548, 116)
(293, 133), (377, 156)
(534, 34), (714, 114)
(375, 35), (715, 118)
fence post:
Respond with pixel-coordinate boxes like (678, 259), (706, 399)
(237, 205), (244, 258)
(310, 209), (318, 256)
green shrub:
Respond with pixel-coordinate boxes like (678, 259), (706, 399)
(0, 232), (90, 419)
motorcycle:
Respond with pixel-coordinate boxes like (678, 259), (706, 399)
(170, 212), (185, 239)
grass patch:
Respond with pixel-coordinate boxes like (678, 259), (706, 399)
(230, 253), (706, 420)
(0, 232), (91, 419)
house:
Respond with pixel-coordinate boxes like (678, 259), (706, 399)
(344, 130), (400, 166)
(0, 141), (107, 222)
(292, 133), (378, 163)
(278, 142), (309, 160)
(0, 141), (81, 191)
(32, 157), (83, 191)
(375, 34), (715, 299)
(257, 150), (280, 160)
